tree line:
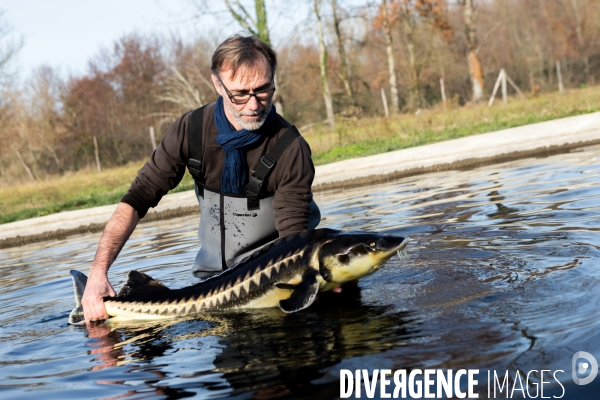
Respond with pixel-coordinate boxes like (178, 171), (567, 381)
(0, 0), (598, 184)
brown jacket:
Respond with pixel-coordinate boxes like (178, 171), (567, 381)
(121, 103), (315, 237)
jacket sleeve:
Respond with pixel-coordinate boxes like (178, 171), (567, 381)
(120, 111), (192, 218)
(272, 136), (315, 237)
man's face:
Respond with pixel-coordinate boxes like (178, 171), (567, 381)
(212, 62), (274, 131)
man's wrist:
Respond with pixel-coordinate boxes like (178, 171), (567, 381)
(88, 265), (109, 280)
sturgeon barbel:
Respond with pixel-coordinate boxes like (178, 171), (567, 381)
(69, 228), (407, 324)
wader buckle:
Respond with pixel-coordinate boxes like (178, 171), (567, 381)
(246, 190), (261, 211)
(259, 154), (276, 170)
(247, 154), (276, 199)
(247, 176), (263, 196)
(188, 158), (204, 197)
(188, 158), (202, 179)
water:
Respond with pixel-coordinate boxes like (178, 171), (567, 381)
(2, 145), (600, 399)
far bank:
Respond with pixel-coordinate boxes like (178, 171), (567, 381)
(2, 85), (600, 226)
(1, 111), (599, 249)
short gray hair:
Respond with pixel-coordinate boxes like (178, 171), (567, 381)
(211, 34), (277, 79)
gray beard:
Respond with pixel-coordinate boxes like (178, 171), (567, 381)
(225, 100), (273, 131)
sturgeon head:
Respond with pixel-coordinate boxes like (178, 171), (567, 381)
(316, 231), (408, 287)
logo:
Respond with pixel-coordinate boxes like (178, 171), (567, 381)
(232, 212), (258, 217)
(572, 351), (598, 385)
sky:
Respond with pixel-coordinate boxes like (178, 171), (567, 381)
(2, 0), (314, 80)
(2, 0), (207, 77)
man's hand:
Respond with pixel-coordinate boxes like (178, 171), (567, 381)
(82, 271), (116, 324)
(81, 202), (140, 325)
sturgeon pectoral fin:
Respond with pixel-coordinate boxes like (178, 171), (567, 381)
(278, 271), (320, 314)
(274, 283), (297, 290)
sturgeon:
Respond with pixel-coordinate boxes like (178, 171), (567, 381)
(68, 228), (407, 324)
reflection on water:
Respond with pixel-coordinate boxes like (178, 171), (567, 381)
(84, 287), (418, 398)
(1, 145), (600, 398)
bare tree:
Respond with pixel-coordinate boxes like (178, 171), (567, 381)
(398, 1), (422, 110)
(156, 37), (217, 122)
(568, 0), (592, 84)
(197, 0), (285, 113)
(378, 0), (400, 113)
(222, 0), (271, 44)
(28, 66), (65, 172)
(314, 0), (335, 129)
(0, 11), (23, 89)
(3, 0), (600, 182)
(458, 0), (484, 102)
(158, 66), (215, 112)
(331, 0), (354, 100)
(0, 12), (23, 180)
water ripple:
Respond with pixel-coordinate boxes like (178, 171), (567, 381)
(2, 146), (600, 397)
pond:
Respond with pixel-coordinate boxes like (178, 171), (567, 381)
(1, 144), (600, 399)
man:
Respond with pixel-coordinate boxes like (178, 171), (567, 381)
(82, 35), (319, 324)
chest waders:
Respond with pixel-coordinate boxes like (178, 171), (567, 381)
(187, 106), (320, 278)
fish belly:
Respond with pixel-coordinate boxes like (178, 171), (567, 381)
(240, 287), (293, 309)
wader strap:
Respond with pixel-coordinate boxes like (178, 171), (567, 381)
(246, 125), (301, 210)
(187, 105), (208, 196)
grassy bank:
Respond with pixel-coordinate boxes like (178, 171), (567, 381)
(305, 86), (600, 165)
(2, 86), (599, 224)
(0, 165), (196, 224)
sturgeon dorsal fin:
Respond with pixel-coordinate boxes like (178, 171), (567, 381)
(117, 270), (171, 298)
(278, 270), (320, 313)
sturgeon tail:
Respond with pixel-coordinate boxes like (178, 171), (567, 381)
(68, 270), (88, 325)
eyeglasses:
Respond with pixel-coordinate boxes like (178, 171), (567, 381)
(216, 75), (276, 105)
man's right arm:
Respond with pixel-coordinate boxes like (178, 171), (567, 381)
(81, 202), (140, 323)
(81, 110), (193, 323)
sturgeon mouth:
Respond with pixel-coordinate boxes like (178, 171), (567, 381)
(373, 237), (409, 270)
(371, 236), (409, 260)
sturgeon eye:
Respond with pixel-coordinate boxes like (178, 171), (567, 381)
(369, 241), (376, 248)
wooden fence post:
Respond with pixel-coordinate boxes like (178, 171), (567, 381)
(381, 87), (390, 118)
(16, 150), (36, 181)
(501, 69), (508, 104)
(440, 78), (447, 110)
(93, 136), (102, 172)
(488, 70), (504, 107)
(505, 74), (525, 99)
(489, 69), (524, 106)
(556, 60), (564, 93)
(149, 127), (157, 151)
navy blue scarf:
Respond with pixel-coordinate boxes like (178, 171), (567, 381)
(214, 96), (276, 194)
